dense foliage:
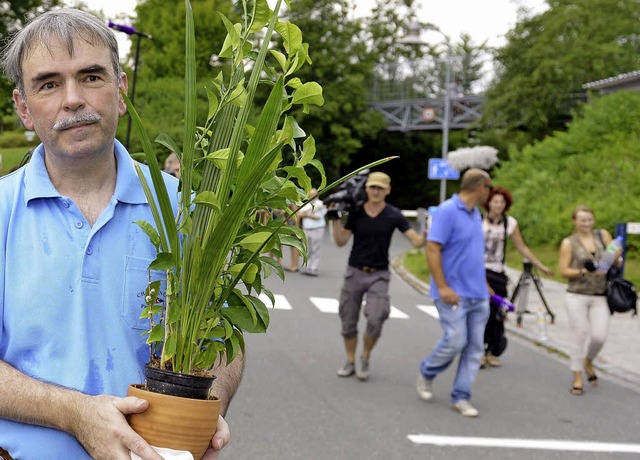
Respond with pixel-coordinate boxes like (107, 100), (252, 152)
(479, 0), (640, 148)
(493, 90), (640, 246)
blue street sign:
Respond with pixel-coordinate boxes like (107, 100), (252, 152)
(428, 158), (460, 180)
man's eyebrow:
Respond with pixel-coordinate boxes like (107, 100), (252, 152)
(30, 65), (110, 85)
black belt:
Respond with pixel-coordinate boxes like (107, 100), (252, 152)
(355, 265), (381, 273)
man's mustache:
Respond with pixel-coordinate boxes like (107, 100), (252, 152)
(53, 113), (101, 131)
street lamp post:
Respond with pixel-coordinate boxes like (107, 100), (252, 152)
(108, 22), (154, 150)
(400, 22), (452, 203)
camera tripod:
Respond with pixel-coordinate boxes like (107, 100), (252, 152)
(510, 259), (555, 327)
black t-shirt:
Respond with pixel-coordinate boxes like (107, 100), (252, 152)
(345, 204), (410, 270)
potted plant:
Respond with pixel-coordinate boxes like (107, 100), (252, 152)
(124, 0), (392, 457)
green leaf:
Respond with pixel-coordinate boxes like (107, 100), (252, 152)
(274, 21), (302, 56)
(203, 148), (231, 170)
(220, 304), (267, 333)
(164, 332), (177, 358)
(308, 158), (327, 190)
(249, 0), (272, 32)
(155, 134), (183, 157)
(246, 295), (270, 330)
(149, 252), (174, 271)
(270, 49), (287, 72)
(290, 82), (324, 107)
(194, 191), (221, 211)
(228, 79), (247, 107)
(147, 324), (164, 343)
(238, 232), (272, 252)
(229, 262), (259, 284)
(134, 220), (161, 250)
(282, 165), (311, 192)
(298, 134), (316, 167)
(286, 77), (303, 89)
(205, 87), (219, 121)
(218, 14), (241, 58)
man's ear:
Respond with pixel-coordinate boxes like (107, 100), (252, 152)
(117, 72), (129, 117)
(13, 89), (34, 130)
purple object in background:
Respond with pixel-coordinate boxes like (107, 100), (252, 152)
(490, 294), (515, 313)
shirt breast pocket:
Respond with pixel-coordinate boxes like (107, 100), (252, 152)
(122, 255), (166, 330)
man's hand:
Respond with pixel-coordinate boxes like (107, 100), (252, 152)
(202, 415), (231, 459)
(70, 394), (163, 460)
(438, 285), (460, 306)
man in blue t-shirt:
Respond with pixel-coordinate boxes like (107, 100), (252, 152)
(0, 9), (241, 459)
(417, 168), (492, 417)
(332, 172), (425, 381)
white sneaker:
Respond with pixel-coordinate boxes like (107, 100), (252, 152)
(416, 373), (433, 401)
(356, 357), (370, 381)
(452, 400), (479, 417)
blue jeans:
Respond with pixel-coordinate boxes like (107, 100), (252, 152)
(420, 297), (489, 403)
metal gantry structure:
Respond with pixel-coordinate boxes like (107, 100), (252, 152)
(369, 94), (485, 133)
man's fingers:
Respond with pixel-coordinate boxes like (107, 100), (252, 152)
(114, 396), (150, 415)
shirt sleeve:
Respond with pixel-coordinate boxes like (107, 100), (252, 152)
(427, 204), (453, 245)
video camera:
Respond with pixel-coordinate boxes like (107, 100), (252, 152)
(325, 169), (369, 220)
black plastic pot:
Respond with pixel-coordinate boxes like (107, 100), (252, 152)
(145, 364), (215, 400)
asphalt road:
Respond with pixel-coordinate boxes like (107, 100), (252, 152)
(224, 230), (640, 460)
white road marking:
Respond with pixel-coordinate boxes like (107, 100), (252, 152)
(417, 304), (439, 319)
(407, 435), (640, 453)
(309, 297), (409, 318)
(390, 306), (409, 319)
(310, 296), (338, 313)
(258, 293), (292, 310)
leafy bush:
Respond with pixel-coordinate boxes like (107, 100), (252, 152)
(493, 90), (640, 246)
(0, 131), (39, 148)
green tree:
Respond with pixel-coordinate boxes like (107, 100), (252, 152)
(116, 0), (236, 153)
(281, 0), (419, 179)
(493, 90), (640, 246)
(480, 0), (640, 147)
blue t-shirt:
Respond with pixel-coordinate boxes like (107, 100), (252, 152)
(0, 140), (178, 457)
(427, 194), (488, 300)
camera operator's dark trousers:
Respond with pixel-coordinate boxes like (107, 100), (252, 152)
(485, 269), (508, 356)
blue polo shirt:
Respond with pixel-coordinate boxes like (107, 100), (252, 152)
(427, 194), (488, 300)
(0, 140), (178, 457)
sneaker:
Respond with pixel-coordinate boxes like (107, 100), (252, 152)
(452, 400), (479, 417)
(337, 361), (355, 377)
(479, 354), (487, 369)
(356, 357), (370, 381)
(486, 354), (502, 367)
(416, 373), (433, 401)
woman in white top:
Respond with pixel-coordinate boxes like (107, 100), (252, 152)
(482, 187), (554, 367)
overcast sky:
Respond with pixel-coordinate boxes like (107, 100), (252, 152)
(85, 0), (547, 57)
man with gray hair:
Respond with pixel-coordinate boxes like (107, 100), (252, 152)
(0, 8), (241, 459)
(417, 168), (492, 417)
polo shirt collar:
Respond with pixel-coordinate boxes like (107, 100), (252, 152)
(452, 193), (476, 214)
(23, 139), (147, 205)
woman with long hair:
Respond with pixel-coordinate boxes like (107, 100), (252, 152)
(482, 187), (554, 367)
(558, 205), (620, 395)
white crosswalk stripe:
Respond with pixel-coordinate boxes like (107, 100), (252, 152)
(265, 294), (438, 320)
(309, 296), (338, 313)
(258, 293), (293, 310)
(307, 296), (414, 319)
(417, 304), (439, 319)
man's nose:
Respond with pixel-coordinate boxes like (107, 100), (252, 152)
(63, 80), (86, 111)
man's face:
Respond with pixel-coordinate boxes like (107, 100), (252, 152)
(13, 38), (128, 161)
(478, 180), (493, 206)
(365, 184), (390, 204)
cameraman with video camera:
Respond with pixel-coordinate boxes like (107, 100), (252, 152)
(332, 172), (425, 381)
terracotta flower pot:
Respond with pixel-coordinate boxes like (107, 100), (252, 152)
(127, 384), (221, 460)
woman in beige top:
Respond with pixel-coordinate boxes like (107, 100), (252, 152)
(558, 205), (620, 395)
